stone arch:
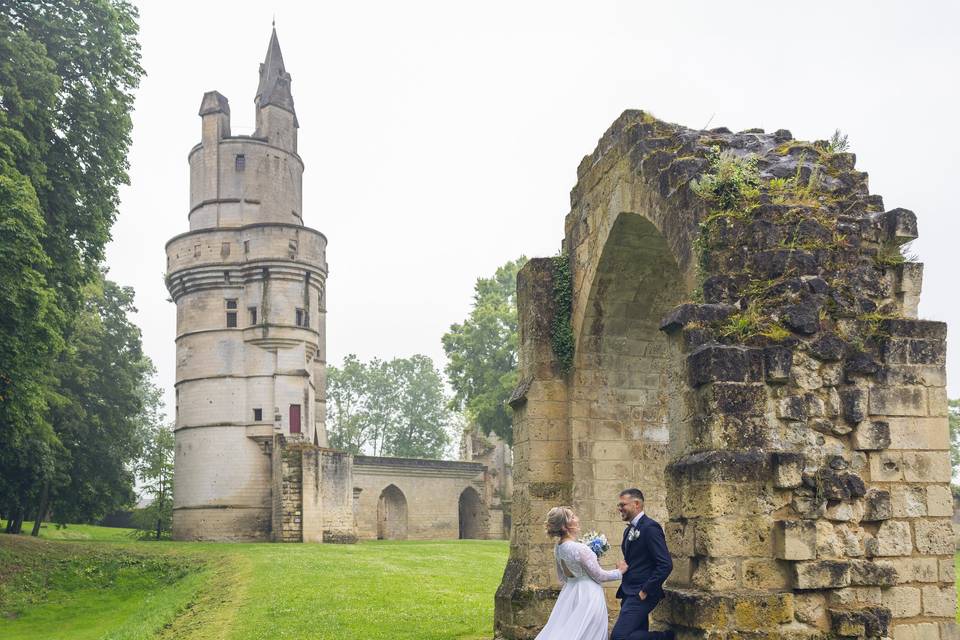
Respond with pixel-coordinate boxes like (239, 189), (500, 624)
(376, 484), (408, 541)
(570, 211), (690, 527)
(496, 110), (952, 639)
(459, 486), (485, 539)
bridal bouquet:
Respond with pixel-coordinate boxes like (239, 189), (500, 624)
(578, 531), (610, 558)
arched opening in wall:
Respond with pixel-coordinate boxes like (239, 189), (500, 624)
(376, 484), (408, 540)
(458, 486), (484, 539)
(572, 212), (689, 531)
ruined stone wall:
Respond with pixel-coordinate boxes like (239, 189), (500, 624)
(320, 450), (356, 543)
(462, 428), (514, 539)
(496, 111), (954, 639)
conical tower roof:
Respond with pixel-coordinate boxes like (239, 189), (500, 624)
(255, 26), (298, 126)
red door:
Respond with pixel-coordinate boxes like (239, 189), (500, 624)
(289, 404), (301, 434)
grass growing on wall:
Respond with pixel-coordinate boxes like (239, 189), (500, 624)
(0, 522), (509, 640)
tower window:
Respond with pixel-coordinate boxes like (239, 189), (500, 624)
(194, 244), (201, 257)
(253, 408), (263, 422)
(235, 154), (246, 171)
(244, 240), (250, 254)
(248, 306), (258, 325)
(225, 298), (238, 328)
(295, 308), (308, 327)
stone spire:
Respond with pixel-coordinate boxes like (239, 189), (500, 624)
(255, 25), (298, 126)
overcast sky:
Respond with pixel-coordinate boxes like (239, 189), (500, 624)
(109, 0), (960, 415)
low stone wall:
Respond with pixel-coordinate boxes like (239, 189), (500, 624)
(353, 456), (487, 540)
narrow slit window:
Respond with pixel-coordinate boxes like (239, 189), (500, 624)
(248, 306), (258, 325)
(235, 154), (246, 171)
(295, 308), (306, 327)
(253, 408), (263, 422)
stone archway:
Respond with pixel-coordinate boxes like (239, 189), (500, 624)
(377, 484), (408, 540)
(459, 486), (484, 539)
(496, 111), (952, 639)
(570, 212), (688, 531)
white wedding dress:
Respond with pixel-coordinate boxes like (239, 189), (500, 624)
(535, 540), (622, 640)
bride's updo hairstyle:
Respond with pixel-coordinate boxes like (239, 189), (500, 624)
(545, 506), (575, 539)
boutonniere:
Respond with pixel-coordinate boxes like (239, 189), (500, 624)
(627, 528), (641, 542)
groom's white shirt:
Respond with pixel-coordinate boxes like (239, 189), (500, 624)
(630, 512), (645, 528)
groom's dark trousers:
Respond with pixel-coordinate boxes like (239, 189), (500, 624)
(611, 514), (673, 640)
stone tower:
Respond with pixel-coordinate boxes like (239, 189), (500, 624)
(165, 27), (329, 541)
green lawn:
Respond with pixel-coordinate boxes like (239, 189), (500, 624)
(0, 523), (508, 640)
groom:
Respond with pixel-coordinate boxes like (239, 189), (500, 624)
(611, 488), (674, 640)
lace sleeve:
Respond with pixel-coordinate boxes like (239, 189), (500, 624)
(555, 547), (567, 585)
(577, 544), (621, 584)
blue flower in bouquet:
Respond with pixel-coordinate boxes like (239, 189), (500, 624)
(578, 530), (610, 558)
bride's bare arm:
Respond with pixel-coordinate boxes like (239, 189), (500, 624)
(577, 544), (622, 583)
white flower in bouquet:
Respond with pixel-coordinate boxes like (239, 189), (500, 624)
(578, 530), (610, 558)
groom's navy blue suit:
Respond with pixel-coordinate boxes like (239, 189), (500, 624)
(611, 514), (673, 640)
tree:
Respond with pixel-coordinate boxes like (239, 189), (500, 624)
(134, 421), (174, 540)
(2, 2), (144, 310)
(327, 355), (452, 458)
(47, 276), (158, 525)
(382, 355), (451, 459)
(442, 258), (527, 444)
(0, 1), (144, 529)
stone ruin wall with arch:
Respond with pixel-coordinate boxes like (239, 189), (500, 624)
(495, 111), (955, 639)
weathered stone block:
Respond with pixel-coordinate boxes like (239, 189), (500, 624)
(659, 302), (737, 333)
(777, 395), (808, 421)
(794, 560), (851, 589)
(908, 339), (947, 365)
(794, 592), (828, 629)
(850, 560), (897, 587)
(773, 520), (816, 560)
(741, 558), (790, 590)
(829, 606), (891, 636)
(892, 622), (940, 640)
(881, 585), (922, 617)
(698, 382), (767, 417)
(691, 557), (738, 590)
(869, 386), (928, 417)
(808, 332), (846, 362)
(925, 485), (953, 517)
(816, 469), (865, 501)
(920, 585), (956, 617)
(891, 485), (927, 518)
(840, 387), (867, 424)
(852, 420), (891, 451)
(901, 451), (952, 483)
(862, 488), (892, 522)
(939, 557), (955, 583)
(874, 207), (918, 244)
(888, 416), (950, 450)
(870, 451), (903, 482)
(687, 344), (761, 388)
(941, 622), (960, 640)
(914, 519), (954, 555)
(772, 452), (804, 489)
(764, 346), (792, 383)
(694, 517), (770, 557)
(732, 592), (794, 629)
(871, 520), (912, 557)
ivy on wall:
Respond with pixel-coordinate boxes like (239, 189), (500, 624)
(551, 254), (575, 374)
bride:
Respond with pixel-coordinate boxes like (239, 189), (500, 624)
(536, 506), (626, 640)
